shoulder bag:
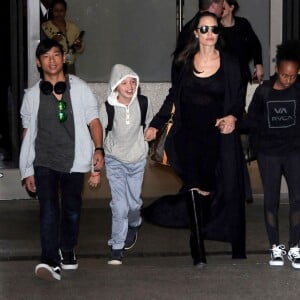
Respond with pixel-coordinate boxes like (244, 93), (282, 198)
(150, 104), (175, 166)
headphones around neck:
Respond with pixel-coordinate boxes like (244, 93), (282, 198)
(40, 81), (67, 95)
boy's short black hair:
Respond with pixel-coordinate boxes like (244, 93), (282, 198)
(36, 39), (65, 78)
(276, 40), (300, 66)
(36, 38), (64, 58)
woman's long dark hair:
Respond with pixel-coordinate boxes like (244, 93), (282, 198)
(225, 0), (240, 14)
(174, 11), (221, 68)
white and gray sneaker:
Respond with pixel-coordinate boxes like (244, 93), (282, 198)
(287, 246), (300, 269)
(35, 263), (61, 281)
(269, 244), (286, 266)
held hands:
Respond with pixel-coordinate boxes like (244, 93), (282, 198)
(91, 148), (104, 188)
(215, 115), (237, 134)
(93, 151), (104, 172)
(144, 127), (158, 142)
(88, 172), (101, 188)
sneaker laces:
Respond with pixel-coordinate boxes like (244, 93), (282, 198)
(289, 246), (300, 259)
(271, 245), (287, 257)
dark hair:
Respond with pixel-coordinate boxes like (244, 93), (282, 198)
(276, 40), (300, 67)
(225, 0), (240, 14)
(36, 38), (64, 58)
(198, 0), (223, 10)
(36, 39), (65, 78)
(50, 0), (67, 12)
(174, 11), (220, 67)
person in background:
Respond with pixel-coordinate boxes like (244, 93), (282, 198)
(247, 40), (300, 269)
(19, 38), (104, 281)
(145, 12), (246, 268)
(99, 64), (153, 265)
(40, 0), (52, 23)
(221, 0), (263, 100)
(40, 0), (52, 40)
(41, 0), (84, 75)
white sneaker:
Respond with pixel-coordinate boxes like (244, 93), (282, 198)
(35, 263), (61, 281)
(269, 245), (286, 266)
(287, 246), (300, 269)
(59, 249), (78, 270)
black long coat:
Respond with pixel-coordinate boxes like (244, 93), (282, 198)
(145, 52), (247, 258)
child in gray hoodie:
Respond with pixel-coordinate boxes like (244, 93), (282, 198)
(99, 64), (153, 265)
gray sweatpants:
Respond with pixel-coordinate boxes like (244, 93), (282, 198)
(105, 156), (146, 250)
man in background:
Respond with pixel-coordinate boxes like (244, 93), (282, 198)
(40, 0), (52, 23)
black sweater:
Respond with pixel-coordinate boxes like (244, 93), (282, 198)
(221, 16), (263, 83)
(248, 77), (300, 155)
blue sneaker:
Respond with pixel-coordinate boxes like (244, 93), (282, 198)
(107, 249), (124, 265)
(124, 225), (140, 250)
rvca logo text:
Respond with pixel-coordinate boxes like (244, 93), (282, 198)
(267, 100), (296, 128)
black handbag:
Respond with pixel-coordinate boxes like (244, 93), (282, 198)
(150, 105), (175, 166)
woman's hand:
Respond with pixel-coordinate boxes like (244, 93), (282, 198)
(144, 127), (158, 142)
(215, 115), (237, 134)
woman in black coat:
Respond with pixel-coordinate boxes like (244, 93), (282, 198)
(144, 11), (247, 268)
(221, 0), (264, 98)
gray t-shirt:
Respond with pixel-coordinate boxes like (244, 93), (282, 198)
(34, 80), (75, 172)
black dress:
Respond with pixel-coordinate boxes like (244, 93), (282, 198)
(175, 67), (225, 191)
(144, 53), (247, 259)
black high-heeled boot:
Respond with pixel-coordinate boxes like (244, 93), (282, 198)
(186, 189), (207, 268)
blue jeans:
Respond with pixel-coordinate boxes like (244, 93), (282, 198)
(34, 166), (84, 266)
(105, 157), (146, 250)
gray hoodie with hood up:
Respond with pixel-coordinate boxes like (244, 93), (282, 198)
(99, 64), (153, 163)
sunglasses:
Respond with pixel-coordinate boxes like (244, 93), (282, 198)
(57, 100), (67, 122)
(197, 25), (220, 34)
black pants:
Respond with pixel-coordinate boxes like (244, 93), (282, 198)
(34, 166), (84, 266)
(258, 153), (300, 247)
